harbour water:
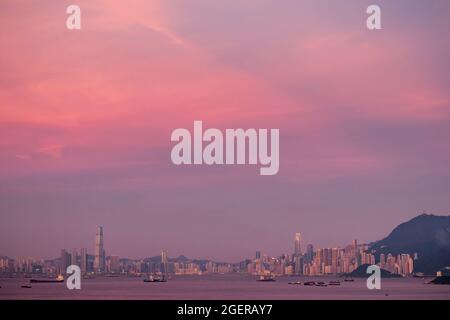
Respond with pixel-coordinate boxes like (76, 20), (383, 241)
(1, 274), (449, 300)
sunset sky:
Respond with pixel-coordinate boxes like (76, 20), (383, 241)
(1, 0), (450, 261)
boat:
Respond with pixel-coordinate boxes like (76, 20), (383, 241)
(344, 278), (354, 282)
(303, 281), (316, 286)
(30, 274), (64, 283)
(143, 275), (167, 283)
(30, 279), (64, 283)
(316, 282), (328, 287)
(257, 275), (276, 282)
(328, 281), (341, 286)
(21, 285), (32, 288)
(288, 281), (302, 285)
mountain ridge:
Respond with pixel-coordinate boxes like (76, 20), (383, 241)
(369, 213), (450, 274)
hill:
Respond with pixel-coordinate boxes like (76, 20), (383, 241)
(369, 214), (450, 274)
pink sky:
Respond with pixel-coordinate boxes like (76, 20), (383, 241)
(1, 0), (450, 261)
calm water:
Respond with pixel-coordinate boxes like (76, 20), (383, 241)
(1, 274), (449, 300)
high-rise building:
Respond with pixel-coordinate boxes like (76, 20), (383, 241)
(161, 250), (168, 274)
(60, 249), (71, 274)
(109, 255), (120, 273)
(294, 233), (302, 256)
(331, 248), (339, 274)
(71, 248), (78, 267)
(294, 255), (303, 275)
(94, 226), (105, 273)
(255, 251), (261, 260)
(306, 244), (314, 262)
(352, 239), (358, 257)
(379, 253), (386, 268)
(80, 248), (88, 273)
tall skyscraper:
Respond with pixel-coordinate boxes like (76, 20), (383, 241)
(294, 255), (303, 275)
(60, 249), (71, 274)
(80, 248), (88, 274)
(331, 248), (339, 274)
(255, 251), (261, 260)
(161, 250), (168, 274)
(294, 232), (302, 256)
(71, 248), (78, 267)
(306, 244), (314, 262)
(94, 226), (105, 273)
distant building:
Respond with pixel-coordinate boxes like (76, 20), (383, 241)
(306, 244), (314, 262)
(71, 248), (78, 267)
(161, 250), (168, 274)
(294, 233), (302, 256)
(60, 249), (71, 274)
(380, 253), (386, 267)
(109, 255), (120, 273)
(294, 255), (303, 275)
(80, 248), (88, 273)
(94, 226), (105, 273)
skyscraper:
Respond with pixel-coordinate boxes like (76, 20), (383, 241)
(306, 244), (314, 262)
(94, 226), (105, 273)
(161, 250), (168, 274)
(80, 248), (88, 274)
(294, 233), (302, 256)
(352, 239), (358, 252)
(109, 255), (120, 273)
(60, 249), (71, 274)
(294, 255), (303, 275)
(71, 248), (78, 267)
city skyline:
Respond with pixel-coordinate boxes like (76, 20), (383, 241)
(0, 225), (417, 278)
(1, 211), (447, 262)
(0, 223), (413, 265)
(0, 226), (372, 262)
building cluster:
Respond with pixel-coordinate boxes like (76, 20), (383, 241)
(244, 235), (415, 277)
(0, 229), (415, 277)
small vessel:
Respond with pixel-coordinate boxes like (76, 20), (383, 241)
(303, 281), (316, 286)
(316, 281), (328, 287)
(30, 274), (64, 283)
(143, 274), (167, 283)
(344, 277), (354, 282)
(288, 281), (302, 285)
(30, 279), (64, 283)
(257, 275), (276, 282)
(328, 281), (341, 286)
(21, 285), (32, 288)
